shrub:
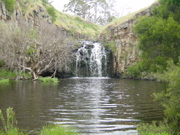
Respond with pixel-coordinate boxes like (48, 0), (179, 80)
(0, 107), (26, 135)
(153, 60), (180, 134)
(0, 79), (9, 84)
(0, 60), (4, 67)
(40, 124), (78, 135)
(0, 69), (16, 79)
(46, 7), (57, 22)
(137, 121), (171, 135)
(123, 61), (148, 78)
(3, 0), (16, 13)
(39, 77), (59, 83)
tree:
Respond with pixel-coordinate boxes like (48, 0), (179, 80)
(132, 0), (180, 134)
(63, 0), (116, 25)
(0, 19), (75, 80)
(46, 6), (57, 22)
(134, 16), (180, 72)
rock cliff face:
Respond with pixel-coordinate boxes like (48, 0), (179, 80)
(100, 3), (157, 77)
(0, 0), (89, 40)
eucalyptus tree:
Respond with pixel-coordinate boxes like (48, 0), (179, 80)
(63, 0), (116, 25)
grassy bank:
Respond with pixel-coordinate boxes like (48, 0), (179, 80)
(0, 107), (78, 135)
(0, 69), (32, 80)
(39, 77), (59, 83)
(0, 69), (16, 79)
(16, 0), (102, 39)
(0, 79), (9, 84)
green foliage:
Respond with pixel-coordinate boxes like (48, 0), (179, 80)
(132, 1), (180, 134)
(153, 0), (180, 22)
(109, 42), (116, 54)
(0, 69), (31, 80)
(40, 124), (78, 135)
(0, 107), (78, 135)
(46, 7), (57, 22)
(0, 69), (16, 79)
(137, 121), (171, 135)
(123, 60), (151, 78)
(0, 79), (9, 84)
(0, 60), (4, 67)
(63, 0), (115, 25)
(153, 60), (180, 134)
(39, 77), (59, 84)
(123, 62), (142, 78)
(3, 0), (16, 13)
(134, 16), (180, 72)
(0, 107), (26, 135)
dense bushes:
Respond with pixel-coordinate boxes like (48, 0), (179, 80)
(124, 0), (180, 78)
(46, 6), (57, 22)
(127, 0), (180, 134)
(134, 16), (180, 73)
(153, 60), (180, 134)
(137, 121), (170, 135)
(3, 0), (16, 13)
(0, 107), (78, 135)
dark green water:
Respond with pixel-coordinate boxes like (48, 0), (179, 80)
(0, 78), (166, 135)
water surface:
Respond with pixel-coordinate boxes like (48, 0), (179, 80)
(0, 78), (166, 134)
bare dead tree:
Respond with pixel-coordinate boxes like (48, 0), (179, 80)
(0, 19), (75, 80)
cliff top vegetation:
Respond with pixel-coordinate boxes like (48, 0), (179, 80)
(100, 1), (158, 36)
(14, 0), (102, 39)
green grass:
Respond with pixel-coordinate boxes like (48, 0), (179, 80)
(0, 107), (78, 135)
(137, 121), (171, 135)
(54, 11), (102, 39)
(0, 69), (32, 79)
(16, 0), (102, 39)
(40, 125), (78, 135)
(39, 77), (59, 83)
(0, 128), (26, 135)
(100, 2), (158, 37)
(3, 0), (16, 13)
(0, 79), (9, 84)
(0, 69), (16, 79)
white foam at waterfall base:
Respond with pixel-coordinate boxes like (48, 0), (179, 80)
(75, 41), (107, 77)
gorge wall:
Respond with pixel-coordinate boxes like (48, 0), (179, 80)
(0, 0), (92, 40)
(100, 3), (158, 77)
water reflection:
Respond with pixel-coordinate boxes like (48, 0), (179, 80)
(0, 78), (166, 135)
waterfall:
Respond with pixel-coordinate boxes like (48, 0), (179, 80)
(75, 41), (107, 77)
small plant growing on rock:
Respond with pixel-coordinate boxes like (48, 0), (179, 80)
(3, 0), (16, 13)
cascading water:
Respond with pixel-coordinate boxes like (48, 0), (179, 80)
(75, 41), (107, 77)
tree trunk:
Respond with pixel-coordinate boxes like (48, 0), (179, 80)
(32, 71), (39, 80)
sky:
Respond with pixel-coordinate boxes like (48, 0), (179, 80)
(52, 0), (157, 17)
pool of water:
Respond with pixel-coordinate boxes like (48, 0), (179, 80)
(0, 78), (166, 134)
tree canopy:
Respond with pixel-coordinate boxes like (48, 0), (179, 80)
(133, 0), (180, 73)
(127, 0), (180, 134)
(63, 0), (117, 25)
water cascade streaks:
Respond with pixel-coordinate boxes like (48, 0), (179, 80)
(75, 41), (107, 77)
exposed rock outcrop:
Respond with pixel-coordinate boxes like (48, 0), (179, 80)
(0, 0), (89, 40)
(100, 3), (158, 77)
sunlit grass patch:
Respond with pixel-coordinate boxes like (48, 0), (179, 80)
(39, 77), (59, 84)
(0, 79), (9, 84)
(137, 121), (171, 135)
(0, 69), (16, 79)
(40, 124), (78, 135)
